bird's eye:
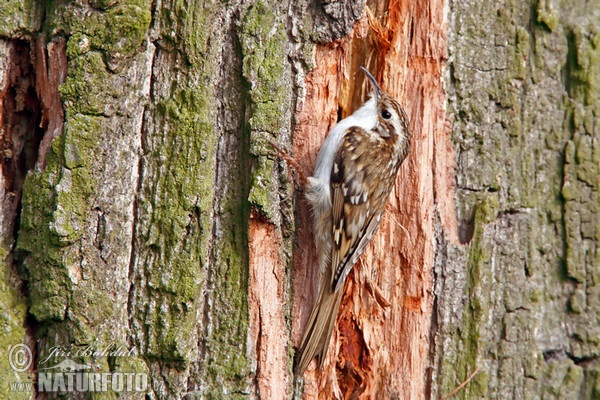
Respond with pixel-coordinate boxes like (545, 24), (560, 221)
(381, 110), (392, 119)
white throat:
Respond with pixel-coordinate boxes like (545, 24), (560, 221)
(312, 97), (378, 184)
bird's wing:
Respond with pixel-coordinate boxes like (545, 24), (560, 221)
(330, 127), (384, 293)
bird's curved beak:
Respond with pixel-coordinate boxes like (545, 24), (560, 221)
(360, 66), (383, 100)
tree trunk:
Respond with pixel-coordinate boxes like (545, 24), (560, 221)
(431, 1), (600, 399)
(0, 0), (597, 399)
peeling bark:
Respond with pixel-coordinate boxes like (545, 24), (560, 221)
(248, 210), (289, 398)
(32, 37), (67, 170)
(292, 1), (448, 398)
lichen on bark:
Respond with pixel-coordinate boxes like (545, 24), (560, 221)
(2, 0), (597, 398)
(10, 1), (153, 397)
(433, 0), (599, 398)
(239, 0), (291, 221)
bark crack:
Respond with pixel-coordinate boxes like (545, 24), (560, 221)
(1, 39), (46, 244)
(126, 36), (157, 373)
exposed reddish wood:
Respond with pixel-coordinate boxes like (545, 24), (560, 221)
(33, 36), (67, 169)
(248, 209), (289, 399)
(291, 39), (353, 361)
(291, 24), (365, 400)
(292, 1), (456, 399)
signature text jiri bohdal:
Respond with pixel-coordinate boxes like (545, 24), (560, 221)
(40, 344), (137, 365)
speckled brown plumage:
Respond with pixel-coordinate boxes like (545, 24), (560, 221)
(295, 68), (411, 376)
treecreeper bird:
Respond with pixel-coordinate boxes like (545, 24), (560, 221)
(295, 67), (411, 375)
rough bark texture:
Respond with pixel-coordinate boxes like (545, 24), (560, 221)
(431, 0), (599, 399)
(0, 0), (597, 400)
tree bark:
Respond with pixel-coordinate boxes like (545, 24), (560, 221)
(431, 1), (600, 399)
(0, 0), (597, 399)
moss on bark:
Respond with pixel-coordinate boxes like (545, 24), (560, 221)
(8, 2), (152, 398)
(0, 249), (31, 399)
(434, 0), (599, 398)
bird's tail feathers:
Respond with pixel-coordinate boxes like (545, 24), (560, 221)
(295, 286), (344, 375)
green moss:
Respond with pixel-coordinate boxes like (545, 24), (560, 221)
(515, 27), (531, 79)
(129, 58), (242, 373)
(444, 0), (599, 398)
(471, 369), (489, 396)
(195, 180), (252, 386)
(248, 157), (277, 217)
(147, 87), (215, 257)
(0, 0), (43, 36)
(47, 0), (151, 57)
(239, 0), (290, 220)
(70, 290), (116, 341)
(155, 0), (222, 65)
(585, 366), (600, 399)
(239, 0), (287, 113)
(62, 114), (102, 169)
(59, 51), (117, 115)
(18, 114), (103, 324)
(52, 115), (102, 244)
(536, 0), (558, 32)
(478, 194), (500, 223)
(147, 301), (198, 362)
(0, 249), (33, 399)
(525, 351), (543, 380)
(565, 25), (600, 104)
(18, 147), (71, 321)
(574, 129), (598, 187)
(543, 360), (584, 398)
(140, 85), (217, 362)
(445, 194), (498, 398)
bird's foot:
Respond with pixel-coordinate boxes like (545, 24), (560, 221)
(267, 139), (309, 187)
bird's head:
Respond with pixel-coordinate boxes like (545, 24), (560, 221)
(360, 66), (410, 144)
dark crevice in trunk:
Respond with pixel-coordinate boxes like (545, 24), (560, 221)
(126, 39), (157, 386)
(1, 37), (55, 399)
(0, 39), (44, 247)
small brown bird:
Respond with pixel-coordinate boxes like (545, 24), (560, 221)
(295, 67), (411, 375)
